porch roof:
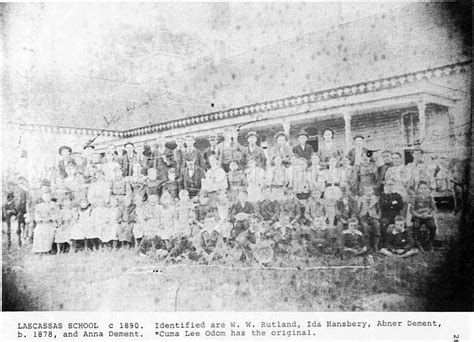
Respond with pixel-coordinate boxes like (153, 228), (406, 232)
(6, 61), (469, 141)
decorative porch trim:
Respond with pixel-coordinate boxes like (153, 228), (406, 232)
(121, 61), (470, 137)
(6, 61), (470, 138)
(4, 122), (124, 138)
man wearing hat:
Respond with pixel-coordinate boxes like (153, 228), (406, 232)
(58, 145), (73, 179)
(292, 129), (314, 161)
(242, 131), (266, 169)
(203, 133), (219, 170)
(82, 144), (95, 170)
(269, 131), (292, 166)
(217, 127), (245, 172)
(347, 135), (369, 166)
(151, 135), (175, 182)
(120, 142), (140, 177)
(379, 179), (404, 247)
(182, 134), (205, 171)
(181, 158), (206, 199)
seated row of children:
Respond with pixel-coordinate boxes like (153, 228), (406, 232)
(30, 175), (435, 263)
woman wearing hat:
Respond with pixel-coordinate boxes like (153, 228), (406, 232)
(58, 146), (73, 179)
(269, 131), (292, 167)
(82, 144), (95, 170)
(318, 128), (343, 167)
(120, 142), (140, 177)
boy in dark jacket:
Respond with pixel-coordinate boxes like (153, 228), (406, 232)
(380, 216), (418, 258)
(379, 179), (404, 247)
(341, 218), (367, 256)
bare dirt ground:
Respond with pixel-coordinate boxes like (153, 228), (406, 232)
(1, 212), (460, 311)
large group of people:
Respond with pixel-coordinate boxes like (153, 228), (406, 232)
(2, 126), (463, 265)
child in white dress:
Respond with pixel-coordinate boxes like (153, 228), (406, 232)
(54, 197), (77, 253)
(87, 198), (108, 250)
(70, 199), (91, 252)
(101, 197), (119, 248)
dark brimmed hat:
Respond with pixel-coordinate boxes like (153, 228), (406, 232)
(58, 145), (72, 155)
(246, 131), (258, 139)
(124, 142), (135, 148)
(297, 129), (309, 138)
(274, 131), (287, 140)
(322, 127), (335, 137)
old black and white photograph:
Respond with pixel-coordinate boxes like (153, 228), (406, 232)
(1, 2), (472, 314)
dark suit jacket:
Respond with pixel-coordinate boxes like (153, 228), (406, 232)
(292, 144), (314, 161)
(242, 145), (267, 169)
(258, 199), (280, 222)
(58, 159), (67, 179)
(181, 167), (206, 194)
(151, 147), (174, 167)
(120, 152), (140, 177)
(182, 148), (205, 170)
(151, 147), (175, 180)
(230, 201), (255, 221)
(347, 147), (369, 166)
(379, 192), (403, 221)
(335, 196), (358, 221)
(376, 162), (394, 190)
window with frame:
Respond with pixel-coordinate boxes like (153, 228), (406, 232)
(402, 111), (420, 146)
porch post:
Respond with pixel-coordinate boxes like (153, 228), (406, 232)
(417, 100), (426, 143)
(343, 111), (352, 149)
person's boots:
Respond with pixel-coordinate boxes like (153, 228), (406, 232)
(373, 237), (380, 254)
